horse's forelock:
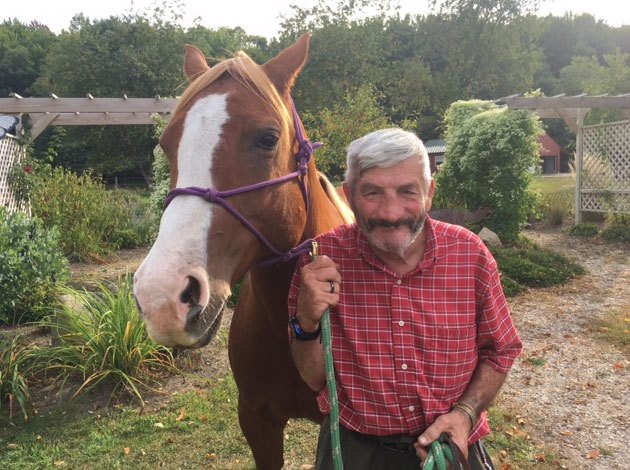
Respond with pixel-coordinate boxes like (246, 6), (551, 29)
(174, 52), (291, 137)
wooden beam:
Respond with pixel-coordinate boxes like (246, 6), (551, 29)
(40, 113), (163, 126)
(0, 97), (177, 114)
(554, 108), (579, 134)
(28, 113), (59, 142)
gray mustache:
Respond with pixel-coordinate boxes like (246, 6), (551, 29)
(366, 218), (417, 231)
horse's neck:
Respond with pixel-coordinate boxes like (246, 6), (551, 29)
(302, 171), (351, 240)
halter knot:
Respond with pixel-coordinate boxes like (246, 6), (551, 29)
(202, 187), (219, 202)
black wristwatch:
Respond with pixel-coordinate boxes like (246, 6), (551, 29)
(289, 315), (321, 341)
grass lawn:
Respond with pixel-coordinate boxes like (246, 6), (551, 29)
(1, 368), (556, 470)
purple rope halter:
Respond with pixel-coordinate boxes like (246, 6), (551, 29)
(163, 98), (321, 267)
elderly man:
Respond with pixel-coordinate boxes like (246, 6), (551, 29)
(287, 128), (522, 469)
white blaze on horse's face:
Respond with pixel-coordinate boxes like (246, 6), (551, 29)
(134, 93), (230, 347)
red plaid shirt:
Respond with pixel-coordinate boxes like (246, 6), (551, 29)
(288, 217), (522, 443)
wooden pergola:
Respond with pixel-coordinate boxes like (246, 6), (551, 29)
(495, 94), (630, 224)
(0, 94), (178, 143)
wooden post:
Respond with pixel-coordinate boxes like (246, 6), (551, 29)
(574, 110), (585, 225)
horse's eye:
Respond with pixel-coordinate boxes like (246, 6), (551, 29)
(257, 135), (278, 150)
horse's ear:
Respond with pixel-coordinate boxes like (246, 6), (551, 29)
(263, 33), (310, 94)
(184, 44), (209, 82)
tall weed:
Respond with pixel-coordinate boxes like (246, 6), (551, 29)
(0, 335), (31, 421)
(34, 278), (175, 404)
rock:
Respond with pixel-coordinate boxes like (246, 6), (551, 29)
(478, 227), (502, 248)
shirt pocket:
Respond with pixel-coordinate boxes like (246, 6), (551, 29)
(416, 321), (478, 400)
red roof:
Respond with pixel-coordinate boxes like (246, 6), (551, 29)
(538, 133), (561, 157)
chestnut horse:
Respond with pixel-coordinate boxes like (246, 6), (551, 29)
(133, 34), (352, 468)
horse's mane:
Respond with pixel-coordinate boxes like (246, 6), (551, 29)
(317, 172), (355, 224)
(175, 52), (291, 137)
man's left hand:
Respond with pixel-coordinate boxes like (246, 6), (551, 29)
(413, 408), (472, 462)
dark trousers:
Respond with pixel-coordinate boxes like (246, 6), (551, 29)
(315, 416), (495, 470)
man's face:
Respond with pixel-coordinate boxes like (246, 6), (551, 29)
(345, 157), (434, 257)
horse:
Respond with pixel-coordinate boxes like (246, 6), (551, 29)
(133, 33), (353, 469)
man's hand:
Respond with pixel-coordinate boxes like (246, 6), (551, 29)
(413, 408), (472, 462)
(296, 255), (341, 330)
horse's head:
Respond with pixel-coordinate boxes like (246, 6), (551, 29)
(134, 35), (313, 348)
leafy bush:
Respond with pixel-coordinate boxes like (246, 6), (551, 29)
(492, 245), (586, 294)
(18, 160), (150, 261)
(34, 278), (175, 404)
(601, 214), (630, 242)
(434, 101), (543, 242)
(149, 117), (171, 223)
(0, 207), (69, 325)
(0, 335), (31, 421)
(570, 223), (599, 237)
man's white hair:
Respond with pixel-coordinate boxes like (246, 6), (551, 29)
(345, 128), (431, 191)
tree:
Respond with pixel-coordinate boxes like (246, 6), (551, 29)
(30, 14), (268, 180)
(434, 100), (542, 242)
(0, 20), (56, 96)
(303, 85), (391, 180)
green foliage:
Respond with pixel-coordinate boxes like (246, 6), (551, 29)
(0, 207), (69, 325)
(492, 244), (586, 294)
(29, 13), (269, 178)
(0, 19), (57, 96)
(435, 101), (543, 242)
(149, 117), (171, 223)
(23, 160), (150, 261)
(0, 335), (31, 421)
(570, 223), (599, 237)
(601, 214), (630, 242)
(304, 85), (391, 180)
(34, 278), (175, 405)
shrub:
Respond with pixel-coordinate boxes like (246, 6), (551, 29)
(34, 278), (175, 404)
(0, 207), (69, 325)
(601, 214), (630, 242)
(19, 160), (149, 261)
(434, 101), (543, 242)
(149, 117), (171, 223)
(0, 335), (31, 421)
(570, 223), (599, 237)
(492, 245), (585, 291)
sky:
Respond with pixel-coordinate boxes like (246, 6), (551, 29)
(2, 0), (629, 38)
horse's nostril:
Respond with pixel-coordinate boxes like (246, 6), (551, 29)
(180, 276), (201, 306)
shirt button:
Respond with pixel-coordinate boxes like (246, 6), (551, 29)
(401, 363), (408, 370)
(396, 279), (402, 285)
(409, 405), (415, 412)
(398, 320), (405, 327)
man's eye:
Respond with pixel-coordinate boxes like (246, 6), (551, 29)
(257, 135), (278, 150)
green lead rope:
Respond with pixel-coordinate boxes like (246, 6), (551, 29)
(422, 434), (467, 470)
(322, 307), (343, 470)
(311, 241), (343, 470)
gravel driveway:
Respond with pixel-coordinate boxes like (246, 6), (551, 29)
(499, 227), (629, 470)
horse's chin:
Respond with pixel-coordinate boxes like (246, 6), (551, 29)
(186, 307), (224, 349)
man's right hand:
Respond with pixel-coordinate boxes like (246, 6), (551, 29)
(296, 255), (341, 330)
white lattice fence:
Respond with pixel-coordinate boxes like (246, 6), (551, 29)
(0, 135), (29, 214)
(581, 120), (630, 215)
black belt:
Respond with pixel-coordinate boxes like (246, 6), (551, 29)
(354, 429), (417, 453)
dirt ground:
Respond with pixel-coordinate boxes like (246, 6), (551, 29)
(65, 226), (629, 469)
(500, 227), (629, 470)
